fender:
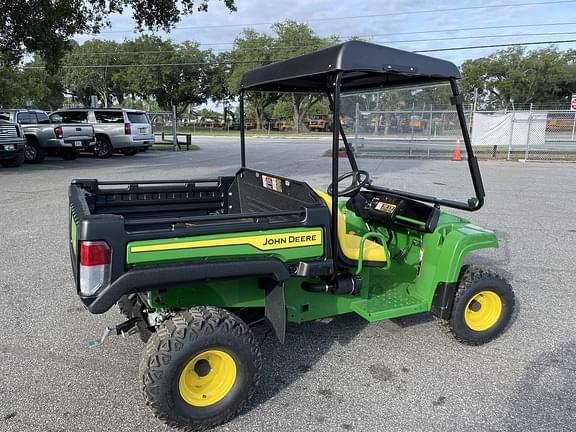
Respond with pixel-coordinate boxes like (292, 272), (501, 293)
(434, 223), (498, 283)
(424, 223), (498, 319)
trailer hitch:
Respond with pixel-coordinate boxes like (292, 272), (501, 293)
(88, 317), (140, 348)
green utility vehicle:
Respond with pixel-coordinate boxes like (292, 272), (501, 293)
(68, 41), (514, 430)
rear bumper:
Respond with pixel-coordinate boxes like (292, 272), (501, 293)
(108, 135), (154, 149)
(79, 259), (290, 314)
(0, 139), (25, 160)
(45, 138), (96, 150)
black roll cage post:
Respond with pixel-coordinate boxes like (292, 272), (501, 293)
(329, 72), (343, 273)
(326, 87), (358, 173)
(449, 78), (485, 210)
(240, 90), (246, 167)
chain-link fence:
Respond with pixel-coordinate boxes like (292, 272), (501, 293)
(348, 106), (470, 159)
(348, 104), (576, 161)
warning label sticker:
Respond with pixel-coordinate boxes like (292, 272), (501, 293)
(262, 174), (283, 192)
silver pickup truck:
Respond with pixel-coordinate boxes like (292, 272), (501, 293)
(0, 109), (95, 163)
(49, 108), (154, 158)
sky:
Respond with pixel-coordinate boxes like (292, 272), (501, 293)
(75, 0), (576, 65)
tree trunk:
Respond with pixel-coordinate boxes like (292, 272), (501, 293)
(255, 105), (267, 130)
(292, 93), (304, 134)
(255, 106), (261, 130)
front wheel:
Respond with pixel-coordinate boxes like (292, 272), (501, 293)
(140, 307), (262, 430)
(24, 138), (45, 164)
(447, 266), (514, 345)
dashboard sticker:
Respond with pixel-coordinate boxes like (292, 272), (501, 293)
(375, 201), (397, 214)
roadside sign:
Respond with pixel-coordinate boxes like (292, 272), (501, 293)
(571, 94), (576, 112)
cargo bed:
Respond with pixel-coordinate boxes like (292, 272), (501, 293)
(68, 169), (332, 309)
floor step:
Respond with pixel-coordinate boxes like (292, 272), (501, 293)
(350, 288), (427, 322)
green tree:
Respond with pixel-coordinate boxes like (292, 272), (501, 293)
(461, 47), (576, 108)
(0, 0), (236, 70)
(270, 21), (337, 132)
(62, 40), (123, 107)
(61, 37), (213, 113)
(228, 29), (279, 129)
(0, 56), (63, 109)
(121, 37), (213, 114)
(209, 51), (235, 119)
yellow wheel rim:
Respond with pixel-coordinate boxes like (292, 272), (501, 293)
(178, 350), (237, 407)
(464, 290), (503, 332)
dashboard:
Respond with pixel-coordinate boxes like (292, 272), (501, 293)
(348, 191), (440, 233)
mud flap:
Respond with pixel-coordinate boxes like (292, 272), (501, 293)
(262, 279), (286, 343)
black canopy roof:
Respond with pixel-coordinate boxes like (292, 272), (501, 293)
(241, 41), (461, 93)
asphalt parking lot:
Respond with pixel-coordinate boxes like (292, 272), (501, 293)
(1, 137), (575, 432)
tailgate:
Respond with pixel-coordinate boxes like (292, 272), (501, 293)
(131, 122), (153, 140)
(127, 112), (153, 140)
(68, 181), (128, 293)
(61, 124), (94, 141)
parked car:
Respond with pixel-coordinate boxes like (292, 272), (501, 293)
(0, 109), (95, 163)
(0, 120), (26, 168)
(49, 109), (154, 158)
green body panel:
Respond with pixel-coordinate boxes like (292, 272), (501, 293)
(127, 227), (324, 265)
(150, 277), (265, 309)
(147, 207), (498, 324)
(149, 277), (359, 323)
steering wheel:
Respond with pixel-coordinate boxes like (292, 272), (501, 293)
(326, 170), (371, 197)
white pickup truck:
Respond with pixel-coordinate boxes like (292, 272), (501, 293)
(0, 109), (95, 163)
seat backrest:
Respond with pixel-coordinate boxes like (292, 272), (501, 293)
(315, 189), (387, 264)
(314, 189), (348, 248)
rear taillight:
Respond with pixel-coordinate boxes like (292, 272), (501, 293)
(54, 126), (63, 139)
(79, 241), (111, 296)
(124, 123), (131, 135)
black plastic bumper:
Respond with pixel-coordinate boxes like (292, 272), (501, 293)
(0, 141), (25, 160)
(81, 259), (291, 314)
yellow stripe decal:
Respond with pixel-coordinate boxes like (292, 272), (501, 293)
(130, 230), (323, 253)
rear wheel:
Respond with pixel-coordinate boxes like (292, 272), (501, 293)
(94, 135), (113, 158)
(0, 151), (25, 168)
(24, 137), (45, 163)
(140, 307), (262, 430)
(447, 266), (514, 345)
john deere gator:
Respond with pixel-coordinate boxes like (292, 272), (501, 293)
(68, 41), (514, 430)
